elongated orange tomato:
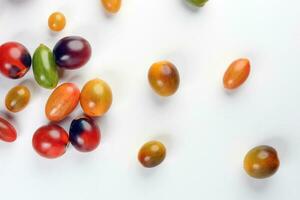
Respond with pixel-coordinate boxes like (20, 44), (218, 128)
(45, 83), (80, 121)
(223, 58), (250, 90)
(101, 0), (121, 13)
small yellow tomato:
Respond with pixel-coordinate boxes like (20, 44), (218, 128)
(48, 12), (66, 32)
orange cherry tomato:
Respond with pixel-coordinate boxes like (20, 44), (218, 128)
(48, 12), (66, 32)
(244, 145), (280, 179)
(101, 0), (121, 14)
(80, 79), (113, 117)
(148, 61), (180, 96)
(45, 83), (80, 121)
(138, 140), (166, 168)
(223, 58), (250, 90)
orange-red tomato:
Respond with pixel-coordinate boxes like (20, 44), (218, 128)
(80, 79), (113, 117)
(101, 0), (121, 13)
(45, 83), (80, 121)
(223, 58), (250, 89)
(48, 12), (66, 32)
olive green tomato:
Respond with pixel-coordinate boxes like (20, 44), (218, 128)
(33, 44), (59, 89)
(187, 0), (208, 7)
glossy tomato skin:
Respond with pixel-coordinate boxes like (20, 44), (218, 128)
(32, 124), (69, 159)
(101, 0), (121, 13)
(69, 116), (101, 152)
(45, 83), (80, 122)
(148, 61), (180, 97)
(5, 85), (31, 113)
(138, 140), (166, 168)
(32, 44), (59, 89)
(0, 117), (17, 142)
(0, 42), (31, 79)
(244, 145), (280, 179)
(53, 36), (91, 70)
(48, 12), (66, 32)
(223, 58), (250, 90)
(80, 79), (113, 117)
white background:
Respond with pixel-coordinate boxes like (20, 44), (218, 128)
(0, 0), (300, 199)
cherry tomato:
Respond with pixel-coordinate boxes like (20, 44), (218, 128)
(148, 61), (180, 96)
(0, 42), (31, 79)
(53, 36), (91, 70)
(80, 79), (113, 117)
(32, 124), (69, 159)
(0, 117), (17, 142)
(48, 12), (66, 32)
(69, 116), (101, 152)
(45, 83), (80, 122)
(223, 58), (250, 90)
(138, 140), (166, 168)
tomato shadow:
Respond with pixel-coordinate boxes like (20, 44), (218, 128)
(222, 86), (246, 97)
(136, 162), (160, 178)
(60, 73), (82, 84)
(47, 29), (60, 37)
(5, 0), (34, 5)
(57, 68), (65, 79)
(146, 87), (173, 107)
(94, 115), (111, 142)
(0, 110), (14, 121)
(223, 86), (237, 95)
(101, 9), (116, 19)
(242, 175), (271, 192)
(18, 78), (41, 99)
(180, 0), (203, 13)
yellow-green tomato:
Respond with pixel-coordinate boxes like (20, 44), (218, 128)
(80, 79), (113, 117)
(33, 44), (59, 89)
(5, 85), (31, 112)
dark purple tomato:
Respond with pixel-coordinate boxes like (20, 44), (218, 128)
(32, 124), (69, 159)
(53, 36), (91, 70)
(0, 42), (31, 79)
(0, 117), (17, 142)
(69, 116), (101, 152)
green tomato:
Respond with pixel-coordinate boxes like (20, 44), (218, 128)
(33, 44), (59, 89)
(187, 0), (208, 7)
